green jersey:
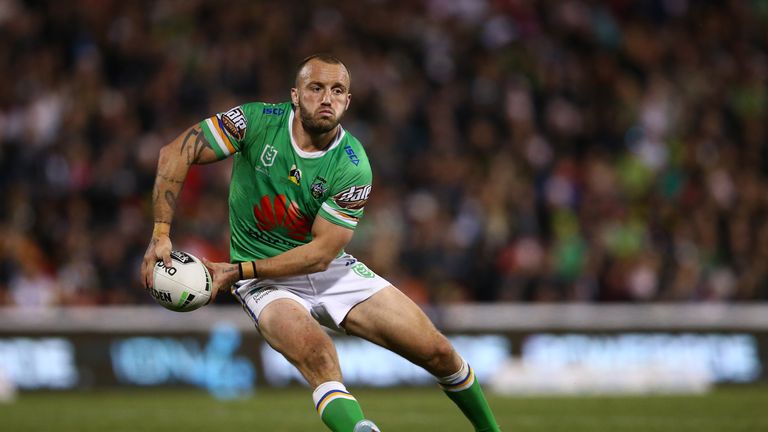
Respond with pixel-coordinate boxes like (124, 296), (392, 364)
(199, 102), (372, 262)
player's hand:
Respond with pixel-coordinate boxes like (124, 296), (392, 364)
(201, 258), (240, 302)
(141, 235), (173, 289)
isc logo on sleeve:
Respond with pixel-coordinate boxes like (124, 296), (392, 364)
(344, 144), (360, 166)
(262, 106), (286, 115)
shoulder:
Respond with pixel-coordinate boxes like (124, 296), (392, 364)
(239, 101), (291, 123)
(222, 102), (291, 144)
(337, 131), (370, 170)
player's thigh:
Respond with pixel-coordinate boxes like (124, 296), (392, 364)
(259, 298), (340, 372)
(341, 286), (460, 374)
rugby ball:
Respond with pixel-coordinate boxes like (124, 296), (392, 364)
(150, 250), (212, 312)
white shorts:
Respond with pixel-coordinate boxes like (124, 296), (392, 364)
(231, 253), (391, 331)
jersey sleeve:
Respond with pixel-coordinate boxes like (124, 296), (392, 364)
(199, 102), (264, 159)
(318, 160), (372, 230)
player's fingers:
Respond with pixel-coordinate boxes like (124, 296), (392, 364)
(161, 250), (172, 268)
(142, 259), (153, 289)
(201, 257), (212, 269)
(209, 283), (219, 302)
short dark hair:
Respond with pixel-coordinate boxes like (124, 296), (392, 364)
(294, 53), (351, 87)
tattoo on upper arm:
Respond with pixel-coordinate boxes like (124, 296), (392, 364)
(180, 127), (213, 163)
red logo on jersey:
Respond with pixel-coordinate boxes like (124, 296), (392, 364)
(253, 195), (311, 241)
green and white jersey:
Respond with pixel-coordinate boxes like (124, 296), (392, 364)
(199, 102), (372, 262)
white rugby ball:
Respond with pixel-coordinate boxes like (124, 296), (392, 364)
(151, 250), (212, 312)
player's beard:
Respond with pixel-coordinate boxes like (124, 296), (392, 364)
(298, 100), (341, 134)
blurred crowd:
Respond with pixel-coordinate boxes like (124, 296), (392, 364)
(1, 0), (768, 306)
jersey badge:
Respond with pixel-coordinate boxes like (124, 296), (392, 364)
(221, 107), (247, 140)
(311, 176), (329, 199)
(260, 144), (278, 167)
(333, 184), (371, 210)
(288, 164), (302, 186)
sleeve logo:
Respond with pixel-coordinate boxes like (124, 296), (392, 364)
(344, 144), (360, 166)
(221, 106), (247, 141)
(333, 185), (371, 210)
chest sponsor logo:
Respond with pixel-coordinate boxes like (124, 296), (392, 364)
(222, 107), (247, 141)
(344, 144), (360, 166)
(333, 184), (371, 210)
(260, 144), (278, 167)
(253, 194), (311, 241)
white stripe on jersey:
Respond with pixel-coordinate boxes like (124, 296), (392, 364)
(321, 202), (358, 227)
(205, 117), (232, 156)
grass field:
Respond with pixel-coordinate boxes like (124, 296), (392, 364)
(3, 387), (768, 431)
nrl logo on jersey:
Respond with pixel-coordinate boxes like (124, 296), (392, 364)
(333, 184), (371, 210)
(221, 106), (247, 141)
(260, 144), (278, 167)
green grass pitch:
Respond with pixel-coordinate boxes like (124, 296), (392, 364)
(3, 387), (767, 431)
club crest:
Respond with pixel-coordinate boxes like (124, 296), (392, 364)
(311, 176), (329, 199)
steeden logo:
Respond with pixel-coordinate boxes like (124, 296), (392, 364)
(253, 195), (311, 241)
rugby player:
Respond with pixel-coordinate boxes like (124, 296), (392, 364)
(141, 54), (500, 432)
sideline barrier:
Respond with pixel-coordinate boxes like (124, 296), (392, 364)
(0, 305), (766, 396)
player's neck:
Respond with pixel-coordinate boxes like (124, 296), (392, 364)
(292, 116), (339, 153)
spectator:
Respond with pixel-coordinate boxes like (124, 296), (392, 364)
(1, 0), (767, 306)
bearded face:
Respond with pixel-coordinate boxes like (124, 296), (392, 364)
(292, 59), (351, 136)
(298, 97), (341, 134)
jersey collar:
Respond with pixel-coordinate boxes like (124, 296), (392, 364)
(288, 108), (346, 159)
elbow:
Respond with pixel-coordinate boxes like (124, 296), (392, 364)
(158, 141), (189, 167)
(309, 259), (332, 273)
(308, 253), (334, 273)
(158, 144), (173, 165)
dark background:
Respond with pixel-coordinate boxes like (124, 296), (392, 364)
(2, 0), (768, 307)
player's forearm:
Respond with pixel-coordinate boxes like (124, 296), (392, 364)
(151, 142), (190, 235)
(239, 241), (338, 280)
(151, 126), (218, 236)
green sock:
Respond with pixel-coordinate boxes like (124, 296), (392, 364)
(439, 360), (500, 432)
(313, 381), (366, 431)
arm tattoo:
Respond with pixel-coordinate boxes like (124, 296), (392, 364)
(180, 127), (213, 164)
(164, 190), (178, 210)
(158, 174), (184, 184)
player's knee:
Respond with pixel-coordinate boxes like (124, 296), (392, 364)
(422, 335), (457, 375)
(297, 346), (338, 376)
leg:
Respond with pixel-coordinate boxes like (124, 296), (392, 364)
(256, 298), (373, 431)
(342, 286), (461, 376)
(258, 298), (341, 387)
(342, 286), (500, 432)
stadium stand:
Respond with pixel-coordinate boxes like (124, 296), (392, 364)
(1, 0), (767, 306)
